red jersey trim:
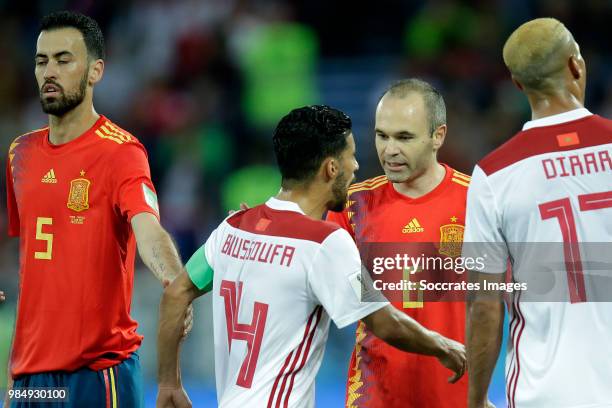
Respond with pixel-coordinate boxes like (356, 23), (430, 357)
(479, 115), (612, 176)
(226, 205), (340, 244)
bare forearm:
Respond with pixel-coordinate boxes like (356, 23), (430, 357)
(140, 232), (183, 284)
(363, 306), (445, 356)
(157, 291), (189, 386)
(467, 300), (503, 407)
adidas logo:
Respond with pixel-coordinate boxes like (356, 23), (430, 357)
(41, 169), (58, 184)
(402, 218), (424, 233)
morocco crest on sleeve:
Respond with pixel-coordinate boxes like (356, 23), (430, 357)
(67, 172), (91, 212)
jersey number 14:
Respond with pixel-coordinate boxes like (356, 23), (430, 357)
(220, 280), (269, 388)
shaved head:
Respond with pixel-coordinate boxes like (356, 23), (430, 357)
(503, 18), (577, 92)
(382, 78), (446, 134)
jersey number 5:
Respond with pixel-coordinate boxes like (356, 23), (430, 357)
(539, 190), (612, 303)
(220, 280), (269, 388)
(35, 217), (53, 260)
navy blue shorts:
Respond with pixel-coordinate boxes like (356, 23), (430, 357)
(9, 352), (143, 408)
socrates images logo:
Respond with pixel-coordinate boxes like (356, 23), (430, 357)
(402, 218), (424, 233)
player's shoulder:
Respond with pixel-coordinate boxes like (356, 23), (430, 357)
(347, 175), (389, 198)
(476, 129), (531, 177)
(478, 114), (611, 177)
(8, 126), (48, 149)
(447, 166), (471, 189)
(93, 116), (143, 148)
(7, 126), (48, 161)
(225, 203), (342, 244)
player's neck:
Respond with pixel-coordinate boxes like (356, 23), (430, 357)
(48, 102), (100, 146)
(527, 90), (584, 120)
(275, 189), (328, 220)
(392, 162), (446, 199)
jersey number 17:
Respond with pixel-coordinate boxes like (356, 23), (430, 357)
(539, 190), (612, 303)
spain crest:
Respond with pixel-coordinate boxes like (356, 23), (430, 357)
(439, 218), (464, 257)
(67, 174), (90, 212)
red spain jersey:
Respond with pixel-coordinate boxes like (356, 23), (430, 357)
(5, 115), (159, 377)
(326, 163), (469, 408)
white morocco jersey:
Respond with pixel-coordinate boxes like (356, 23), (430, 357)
(196, 197), (386, 407)
(463, 109), (612, 408)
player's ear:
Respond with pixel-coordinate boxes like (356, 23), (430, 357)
(568, 55), (582, 80)
(432, 124), (447, 151)
(322, 157), (339, 182)
(88, 59), (104, 86)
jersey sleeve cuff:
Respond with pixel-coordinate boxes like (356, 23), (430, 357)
(186, 245), (214, 292)
(333, 301), (389, 329)
(127, 208), (160, 223)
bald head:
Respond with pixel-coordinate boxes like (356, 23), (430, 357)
(503, 18), (578, 92)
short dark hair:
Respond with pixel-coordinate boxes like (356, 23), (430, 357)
(383, 78), (446, 134)
(40, 11), (105, 60)
(273, 105), (352, 186)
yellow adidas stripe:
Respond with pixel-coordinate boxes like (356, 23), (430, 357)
(101, 125), (133, 143)
(105, 121), (133, 141)
(348, 178), (388, 194)
(451, 177), (470, 187)
(413, 219), (421, 228)
(109, 368), (117, 408)
(100, 125), (128, 142)
(96, 129), (124, 144)
(452, 171), (471, 181)
(349, 175), (387, 190)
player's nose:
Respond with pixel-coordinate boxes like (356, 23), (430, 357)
(43, 62), (59, 80)
(383, 139), (400, 155)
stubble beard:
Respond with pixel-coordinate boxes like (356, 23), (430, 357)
(40, 70), (88, 116)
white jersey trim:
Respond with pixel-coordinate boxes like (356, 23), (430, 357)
(522, 108), (592, 130)
(265, 197), (306, 214)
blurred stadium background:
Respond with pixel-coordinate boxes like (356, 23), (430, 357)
(1, 0), (611, 406)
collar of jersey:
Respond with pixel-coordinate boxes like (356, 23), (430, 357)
(522, 108), (592, 130)
(385, 163), (452, 204)
(42, 115), (106, 154)
(265, 197), (305, 214)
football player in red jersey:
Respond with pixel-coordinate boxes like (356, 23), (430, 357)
(328, 79), (484, 408)
(4, 11), (190, 408)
